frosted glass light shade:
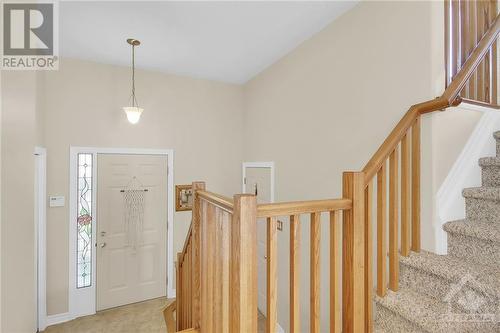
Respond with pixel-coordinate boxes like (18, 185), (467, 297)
(123, 106), (144, 124)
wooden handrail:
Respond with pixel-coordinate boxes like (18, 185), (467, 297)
(163, 301), (177, 333)
(257, 198), (352, 218)
(362, 13), (500, 182)
(197, 190), (233, 213)
(180, 224), (193, 260)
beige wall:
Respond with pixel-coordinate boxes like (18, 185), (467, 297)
(242, 1), (445, 331)
(1, 1), (488, 330)
(0, 67), (2, 333)
(40, 58), (244, 315)
(1, 71), (39, 333)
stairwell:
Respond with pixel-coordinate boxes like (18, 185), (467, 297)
(374, 131), (500, 333)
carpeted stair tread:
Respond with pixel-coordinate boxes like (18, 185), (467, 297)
(375, 288), (440, 333)
(375, 289), (466, 332)
(462, 187), (500, 200)
(443, 219), (500, 243)
(479, 156), (500, 166)
(374, 288), (498, 332)
(399, 251), (500, 299)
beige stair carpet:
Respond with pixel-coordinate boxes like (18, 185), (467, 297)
(374, 130), (500, 332)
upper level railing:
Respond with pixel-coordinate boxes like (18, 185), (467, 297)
(446, 0), (498, 106)
(176, 182), (354, 333)
(256, 198), (352, 333)
(176, 182), (259, 333)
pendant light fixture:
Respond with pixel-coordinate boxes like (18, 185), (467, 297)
(123, 38), (143, 124)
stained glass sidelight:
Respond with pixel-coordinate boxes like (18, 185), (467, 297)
(77, 153), (93, 288)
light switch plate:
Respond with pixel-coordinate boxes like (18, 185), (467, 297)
(49, 196), (65, 207)
(277, 220), (283, 231)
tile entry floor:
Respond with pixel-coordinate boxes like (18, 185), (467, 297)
(43, 297), (268, 333)
(42, 297), (172, 333)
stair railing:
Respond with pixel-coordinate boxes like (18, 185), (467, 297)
(176, 182), (354, 333)
(445, 0), (499, 106)
(176, 182), (259, 333)
(174, 13), (500, 333)
(257, 197), (353, 333)
(357, 11), (500, 333)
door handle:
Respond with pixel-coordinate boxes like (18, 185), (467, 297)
(100, 242), (107, 248)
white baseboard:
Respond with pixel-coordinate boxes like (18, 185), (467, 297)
(436, 108), (500, 254)
(257, 304), (285, 333)
(45, 312), (75, 329)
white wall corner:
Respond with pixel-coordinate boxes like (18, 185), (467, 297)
(435, 108), (500, 254)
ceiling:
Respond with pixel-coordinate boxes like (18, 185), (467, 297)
(60, 1), (358, 84)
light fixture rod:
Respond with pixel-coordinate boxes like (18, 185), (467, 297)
(127, 38), (141, 108)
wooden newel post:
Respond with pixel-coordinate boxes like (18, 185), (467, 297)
(229, 194), (258, 333)
(191, 181), (206, 329)
(342, 172), (366, 333)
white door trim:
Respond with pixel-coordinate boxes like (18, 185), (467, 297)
(68, 147), (175, 322)
(35, 147), (47, 331)
(242, 161), (275, 203)
(242, 161), (284, 333)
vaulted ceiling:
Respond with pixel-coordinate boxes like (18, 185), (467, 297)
(60, 1), (358, 84)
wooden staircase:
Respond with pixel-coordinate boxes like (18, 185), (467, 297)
(168, 13), (500, 333)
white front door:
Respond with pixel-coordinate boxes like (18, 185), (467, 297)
(97, 154), (168, 310)
(244, 166), (272, 314)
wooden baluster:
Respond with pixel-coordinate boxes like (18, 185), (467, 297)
(477, 0), (486, 102)
(376, 163), (387, 297)
(389, 147), (399, 291)
(489, 0), (498, 105)
(310, 212), (321, 333)
(342, 172), (365, 333)
(179, 258), (186, 329)
(411, 117), (421, 252)
(290, 214), (301, 333)
(191, 181), (205, 328)
(267, 217), (278, 333)
(230, 194), (258, 333)
(221, 211), (230, 333)
(460, 0), (469, 98)
(201, 203), (216, 332)
(190, 242), (194, 326)
(187, 243), (192, 326)
(445, 0), (450, 85)
(452, 0), (460, 78)
(330, 210), (341, 333)
(468, 0), (478, 99)
(176, 253), (182, 331)
(183, 257), (187, 329)
(364, 181), (373, 332)
(214, 209), (223, 333)
(484, 2), (492, 103)
(401, 134), (411, 256)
